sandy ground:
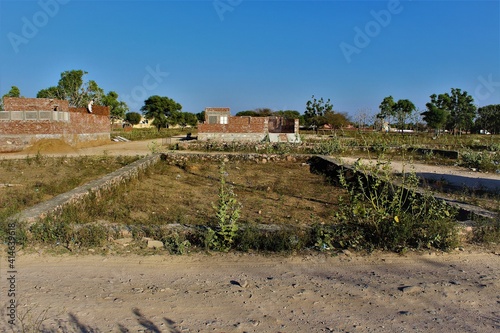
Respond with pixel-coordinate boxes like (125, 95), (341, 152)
(0, 251), (499, 333)
(1, 140), (500, 332)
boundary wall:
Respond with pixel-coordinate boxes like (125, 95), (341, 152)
(0, 97), (110, 152)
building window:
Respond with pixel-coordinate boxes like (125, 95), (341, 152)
(208, 115), (218, 124)
(220, 116), (228, 124)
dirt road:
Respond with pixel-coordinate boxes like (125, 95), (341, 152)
(1, 251), (499, 333)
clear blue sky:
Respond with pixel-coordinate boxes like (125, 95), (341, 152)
(1, 0), (499, 119)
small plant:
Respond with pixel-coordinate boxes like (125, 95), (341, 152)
(311, 137), (345, 155)
(206, 163), (241, 252)
(147, 140), (161, 154)
(163, 232), (191, 255)
(460, 149), (498, 172)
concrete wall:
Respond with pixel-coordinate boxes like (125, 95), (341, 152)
(0, 97), (110, 152)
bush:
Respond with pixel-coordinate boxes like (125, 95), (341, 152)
(329, 160), (459, 252)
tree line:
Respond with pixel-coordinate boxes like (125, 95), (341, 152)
(1, 69), (499, 134)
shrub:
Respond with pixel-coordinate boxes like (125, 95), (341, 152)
(206, 163), (241, 252)
(330, 160), (459, 252)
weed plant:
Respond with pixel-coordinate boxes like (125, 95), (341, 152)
(205, 163), (241, 252)
(325, 160), (459, 252)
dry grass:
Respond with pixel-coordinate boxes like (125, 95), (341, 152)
(100, 160), (345, 227)
(0, 154), (140, 218)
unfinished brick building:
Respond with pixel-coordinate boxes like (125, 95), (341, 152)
(0, 97), (110, 152)
(198, 107), (300, 142)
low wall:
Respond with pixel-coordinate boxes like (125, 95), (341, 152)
(10, 154), (161, 225)
(197, 132), (266, 142)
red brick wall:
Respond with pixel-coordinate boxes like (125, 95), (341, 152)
(0, 98), (110, 152)
(198, 116), (267, 134)
(4, 97), (69, 111)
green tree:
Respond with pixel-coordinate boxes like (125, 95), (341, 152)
(36, 70), (105, 107)
(446, 88), (476, 134)
(1, 86), (21, 110)
(125, 112), (142, 125)
(102, 91), (129, 123)
(4, 86), (20, 97)
(140, 95), (182, 131)
(305, 95), (334, 129)
(422, 94), (450, 134)
(235, 110), (259, 117)
(393, 99), (416, 134)
(377, 96), (396, 124)
(377, 96), (415, 133)
(196, 110), (205, 123)
(273, 110), (301, 119)
(476, 104), (500, 134)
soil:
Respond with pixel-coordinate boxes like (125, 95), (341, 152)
(1, 250), (499, 332)
(1, 139), (499, 333)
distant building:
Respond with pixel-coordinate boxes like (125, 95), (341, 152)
(198, 107), (300, 142)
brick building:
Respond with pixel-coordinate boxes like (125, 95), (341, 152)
(198, 107), (300, 142)
(0, 97), (110, 152)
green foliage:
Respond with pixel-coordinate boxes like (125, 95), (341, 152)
(36, 69), (104, 107)
(162, 232), (191, 255)
(422, 93), (450, 133)
(476, 104), (500, 135)
(125, 112), (142, 125)
(147, 140), (161, 154)
(460, 150), (499, 172)
(377, 96), (415, 133)
(3, 85), (20, 98)
(332, 160), (459, 252)
(103, 91), (129, 121)
(304, 95), (334, 128)
(141, 95), (182, 131)
(236, 225), (307, 253)
(206, 163), (241, 252)
(311, 137), (345, 155)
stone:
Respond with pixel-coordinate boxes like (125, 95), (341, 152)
(147, 240), (164, 249)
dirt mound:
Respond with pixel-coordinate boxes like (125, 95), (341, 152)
(24, 139), (78, 154)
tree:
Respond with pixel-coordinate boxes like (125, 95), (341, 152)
(125, 112), (142, 126)
(304, 95), (333, 129)
(235, 110), (259, 117)
(422, 94), (450, 134)
(1, 86), (21, 110)
(140, 95), (182, 131)
(377, 96), (396, 123)
(393, 99), (416, 134)
(102, 91), (129, 123)
(36, 70), (104, 107)
(5, 86), (20, 97)
(377, 96), (415, 133)
(476, 104), (500, 134)
(196, 110), (205, 123)
(446, 88), (476, 134)
(273, 110), (301, 120)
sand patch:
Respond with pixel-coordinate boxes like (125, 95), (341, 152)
(23, 139), (78, 154)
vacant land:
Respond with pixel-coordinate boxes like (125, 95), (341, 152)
(1, 138), (499, 333)
(0, 154), (140, 219)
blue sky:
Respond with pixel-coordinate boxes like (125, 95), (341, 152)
(1, 0), (499, 119)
